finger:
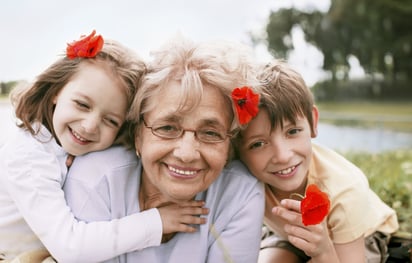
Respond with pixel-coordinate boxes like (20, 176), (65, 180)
(180, 207), (209, 216)
(280, 199), (301, 213)
(180, 215), (207, 225)
(178, 200), (206, 208)
(176, 224), (198, 233)
(272, 206), (300, 224)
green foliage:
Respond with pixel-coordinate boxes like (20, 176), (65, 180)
(343, 150), (412, 233)
(0, 81), (18, 95)
(265, 0), (412, 85)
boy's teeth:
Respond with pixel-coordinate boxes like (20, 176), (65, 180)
(169, 166), (196, 175)
(278, 166), (295, 175)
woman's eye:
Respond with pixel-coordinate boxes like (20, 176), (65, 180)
(155, 125), (179, 134)
(201, 130), (223, 139)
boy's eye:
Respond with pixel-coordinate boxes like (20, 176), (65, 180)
(249, 141), (266, 150)
(287, 128), (302, 136)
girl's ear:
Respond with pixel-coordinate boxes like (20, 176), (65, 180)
(311, 105), (319, 138)
(52, 94), (58, 105)
(134, 125), (142, 158)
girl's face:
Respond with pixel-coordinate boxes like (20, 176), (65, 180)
(52, 63), (127, 156)
(136, 81), (232, 202)
(238, 108), (318, 199)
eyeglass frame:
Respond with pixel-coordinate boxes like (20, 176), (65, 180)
(141, 117), (234, 144)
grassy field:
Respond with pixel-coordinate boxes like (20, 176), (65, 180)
(317, 101), (412, 132)
(317, 101), (412, 233)
(343, 150), (412, 234)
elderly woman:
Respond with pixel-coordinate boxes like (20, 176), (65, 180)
(63, 35), (265, 263)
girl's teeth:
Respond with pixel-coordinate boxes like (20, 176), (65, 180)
(73, 131), (87, 142)
(169, 166), (196, 175)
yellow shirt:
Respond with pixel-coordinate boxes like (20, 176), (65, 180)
(264, 143), (399, 244)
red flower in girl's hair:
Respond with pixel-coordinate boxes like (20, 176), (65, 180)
(301, 184), (330, 226)
(231, 86), (259, 125)
(66, 30), (104, 59)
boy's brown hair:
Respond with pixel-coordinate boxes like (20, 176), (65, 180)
(257, 60), (316, 136)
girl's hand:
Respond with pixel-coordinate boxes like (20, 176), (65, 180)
(158, 200), (209, 234)
(272, 199), (338, 262)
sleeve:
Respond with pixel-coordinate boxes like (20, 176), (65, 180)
(327, 177), (373, 243)
(206, 162), (265, 263)
(5, 144), (162, 263)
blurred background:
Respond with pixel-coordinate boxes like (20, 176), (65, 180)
(1, 0), (411, 233)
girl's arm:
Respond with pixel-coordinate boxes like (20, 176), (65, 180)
(6, 144), (162, 263)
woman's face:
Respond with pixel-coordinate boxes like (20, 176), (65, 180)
(136, 81), (232, 202)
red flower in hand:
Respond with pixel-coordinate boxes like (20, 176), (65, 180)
(66, 30), (104, 59)
(301, 184), (330, 226)
(231, 86), (259, 125)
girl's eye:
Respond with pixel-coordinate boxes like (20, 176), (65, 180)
(104, 118), (120, 127)
(75, 100), (89, 109)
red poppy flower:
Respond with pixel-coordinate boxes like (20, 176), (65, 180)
(301, 184), (330, 226)
(231, 86), (259, 125)
(66, 30), (104, 59)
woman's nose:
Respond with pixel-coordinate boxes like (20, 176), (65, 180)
(172, 130), (201, 162)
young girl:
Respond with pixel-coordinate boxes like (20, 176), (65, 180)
(0, 31), (207, 262)
(236, 61), (399, 263)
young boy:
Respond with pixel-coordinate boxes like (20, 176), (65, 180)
(235, 61), (399, 263)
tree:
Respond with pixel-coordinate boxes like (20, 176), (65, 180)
(264, 0), (412, 85)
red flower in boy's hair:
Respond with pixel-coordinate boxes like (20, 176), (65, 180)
(231, 86), (259, 125)
(301, 184), (330, 226)
(66, 30), (104, 59)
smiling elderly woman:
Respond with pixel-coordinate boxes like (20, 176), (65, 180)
(63, 35), (265, 263)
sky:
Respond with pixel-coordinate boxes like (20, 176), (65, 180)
(0, 0), (331, 86)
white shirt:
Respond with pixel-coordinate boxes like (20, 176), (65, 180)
(64, 145), (265, 263)
(0, 124), (162, 262)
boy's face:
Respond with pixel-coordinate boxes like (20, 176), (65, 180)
(238, 107), (318, 197)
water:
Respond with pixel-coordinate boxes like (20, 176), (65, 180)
(1, 101), (412, 152)
(314, 123), (412, 153)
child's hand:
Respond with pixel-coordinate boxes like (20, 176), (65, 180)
(158, 200), (209, 234)
(272, 199), (336, 260)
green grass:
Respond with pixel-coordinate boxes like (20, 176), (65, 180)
(342, 149), (412, 234)
(317, 101), (412, 115)
(317, 101), (412, 132)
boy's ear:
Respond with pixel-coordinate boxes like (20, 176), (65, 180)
(311, 106), (319, 138)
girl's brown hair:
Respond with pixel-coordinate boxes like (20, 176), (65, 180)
(11, 40), (146, 147)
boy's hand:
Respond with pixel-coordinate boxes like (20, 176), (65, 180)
(158, 200), (209, 234)
(272, 199), (336, 260)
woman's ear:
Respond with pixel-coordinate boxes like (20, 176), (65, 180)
(311, 105), (319, 138)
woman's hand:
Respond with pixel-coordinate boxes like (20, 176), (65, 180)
(272, 199), (339, 262)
